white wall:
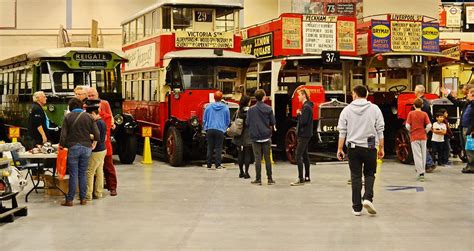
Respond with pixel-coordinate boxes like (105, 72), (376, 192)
(363, 0), (438, 20)
(0, 0), (155, 59)
(243, 0), (279, 27)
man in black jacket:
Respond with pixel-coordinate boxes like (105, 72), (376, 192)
(247, 89), (276, 185)
(28, 91), (49, 146)
(442, 85), (474, 173)
(291, 89), (314, 186)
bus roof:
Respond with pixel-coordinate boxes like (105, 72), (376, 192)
(121, 0), (243, 25)
(163, 49), (255, 60)
(0, 47), (126, 67)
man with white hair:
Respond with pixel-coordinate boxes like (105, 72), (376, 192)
(74, 86), (88, 101)
(414, 85), (433, 121)
(414, 84), (436, 172)
(28, 91), (49, 146)
(87, 87), (118, 196)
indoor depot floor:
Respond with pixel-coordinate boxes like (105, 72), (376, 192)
(2, 156), (473, 250)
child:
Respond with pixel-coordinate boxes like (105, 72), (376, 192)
(432, 112), (447, 166)
(85, 102), (107, 200)
(406, 98), (432, 182)
(438, 108), (453, 165)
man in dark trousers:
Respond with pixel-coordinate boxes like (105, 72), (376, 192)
(247, 89), (276, 185)
(415, 85), (436, 172)
(203, 91), (230, 169)
(291, 88), (314, 186)
(28, 91), (49, 146)
(337, 85), (385, 216)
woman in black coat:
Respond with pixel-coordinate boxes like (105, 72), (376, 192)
(232, 95), (252, 178)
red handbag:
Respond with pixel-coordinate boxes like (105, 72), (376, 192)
(56, 148), (68, 179)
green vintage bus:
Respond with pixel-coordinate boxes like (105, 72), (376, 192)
(0, 47), (137, 164)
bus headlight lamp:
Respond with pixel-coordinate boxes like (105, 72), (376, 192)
(190, 117), (199, 127)
(115, 114), (124, 125)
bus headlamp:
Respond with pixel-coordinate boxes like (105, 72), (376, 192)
(190, 117), (199, 127)
(115, 114), (124, 125)
(48, 105), (55, 112)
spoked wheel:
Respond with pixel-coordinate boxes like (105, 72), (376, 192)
(285, 127), (297, 164)
(395, 128), (413, 164)
(166, 126), (183, 166)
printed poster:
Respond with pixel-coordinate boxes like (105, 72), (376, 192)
(391, 21), (422, 51)
(371, 20), (391, 52)
(303, 15), (336, 53)
(241, 33), (273, 59)
(175, 31), (234, 48)
(422, 23), (439, 52)
(337, 20), (355, 52)
(466, 6), (474, 24)
(446, 6), (462, 28)
(282, 17), (302, 49)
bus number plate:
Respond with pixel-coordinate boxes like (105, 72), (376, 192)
(195, 10), (212, 22)
(322, 51), (340, 65)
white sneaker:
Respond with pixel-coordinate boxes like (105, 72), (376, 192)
(363, 200), (377, 215)
(352, 210), (361, 216)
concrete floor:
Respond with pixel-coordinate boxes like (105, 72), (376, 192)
(2, 156), (473, 250)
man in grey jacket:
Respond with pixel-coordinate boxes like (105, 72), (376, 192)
(337, 85), (385, 216)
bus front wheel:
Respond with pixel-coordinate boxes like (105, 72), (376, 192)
(119, 135), (137, 164)
(166, 126), (183, 166)
(285, 127), (297, 164)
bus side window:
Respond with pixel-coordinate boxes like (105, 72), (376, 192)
(122, 23), (129, 45)
(173, 7), (192, 31)
(142, 72), (151, 101)
(0, 72), (4, 95)
(152, 10), (160, 34)
(8, 72), (14, 94)
(26, 68), (33, 94)
(162, 7), (171, 31)
(19, 70), (26, 94)
(245, 64), (258, 97)
(40, 63), (52, 92)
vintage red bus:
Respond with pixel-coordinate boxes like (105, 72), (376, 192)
(120, 0), (254, 166)
(240, 13), (360, 163)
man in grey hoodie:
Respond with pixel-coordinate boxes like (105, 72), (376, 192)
(337, 85), (385, 216)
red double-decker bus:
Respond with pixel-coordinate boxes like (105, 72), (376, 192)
(240, 13), (360, 163)
(120, 0), (254, 166)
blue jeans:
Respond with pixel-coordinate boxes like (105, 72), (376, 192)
(426, 149), (434, 166)
(66, 144), (92, 201)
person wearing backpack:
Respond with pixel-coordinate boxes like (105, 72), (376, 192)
(232, 95), (252, 179)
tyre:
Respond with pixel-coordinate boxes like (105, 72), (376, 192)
(395, 128), (413, 164)
(118, 135), (137, 164)
(166, 126), (183, 166)
(284, 127), (297, 164)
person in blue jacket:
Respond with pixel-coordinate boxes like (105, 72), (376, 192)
(203, 91), (230, 169)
